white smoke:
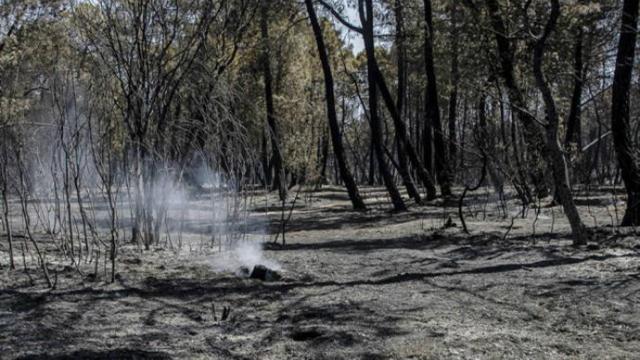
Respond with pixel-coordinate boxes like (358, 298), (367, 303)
(203, 239), (281, 275)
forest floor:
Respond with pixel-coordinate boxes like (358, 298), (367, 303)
(1, 185), (640, 359)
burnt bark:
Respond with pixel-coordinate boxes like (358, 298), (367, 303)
(423, 0), (452, 197)
(0, 140), (14, 270)
(485, 0), (550, 199)
(373, 63), (437, 200)
(261, 127), (271, 186)
(356, 7), (436, 199)
(447, 3), (460, 173)
(361, 0), (406, 211)
(318, 126), (330, 184)
(611, 0), (640, 225)
(260, 0), (286, 201)
(304, 0), (367, 211)
(423, 111), (434, 175)
(394, 0), (423, 204)
(533, 0), (589, 245)
(565, 29), (584, 148)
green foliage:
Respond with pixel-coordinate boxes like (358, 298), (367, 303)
(0, 0), (631, 187)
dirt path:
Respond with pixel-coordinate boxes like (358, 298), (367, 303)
(1, 186), (640, 359)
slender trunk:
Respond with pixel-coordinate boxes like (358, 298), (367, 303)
(448, 3), (460, 173)
(260, 0), (286, 201)
(395, 0), (423, 204)
(611, 0), (640, 225)
(143, 161), (156, 249)
(319, 126), (329, 184)
(565, 28), (584, 148)
(423, 98), (434, 175)
(132, 141), (145, 247)
(496, 83), (508, 156)
(0, 163), (13, 270)
(109, 190), (117, 282)
(485, 0), (549, 199)
(63, 147), (77, 261)
(305, 0), (367, 211)
(261, 127), (270, 186)
(15, 146), (52, 287)
(533, 0), (589, 245)
(351, 0), (437, 199)
(477, 93), (503, 196)
(361, 0), (406, 211)
(423, 0), (452, 196)
(510, 110), (532, 203)
(72, 154), (90, 255)
(459, 99), (468, 171)
(368, 140), (375, 185)
(373, 64), (437, 199)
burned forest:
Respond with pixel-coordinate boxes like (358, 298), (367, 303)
(1, 0), (640, 358)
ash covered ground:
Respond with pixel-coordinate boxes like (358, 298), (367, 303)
(1, 186), (639, 359)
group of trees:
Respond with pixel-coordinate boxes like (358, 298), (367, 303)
(2, 0), (640, 285)
(305, 0), (640, 246)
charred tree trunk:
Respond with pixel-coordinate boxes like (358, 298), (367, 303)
(423, 0), (452, 197)
(611, 0), (640, 226)
(394, 0), (423, 204)
(477, 92), (504, 196)
(565, 29), (584, 148)
(0, 145), (14, 270)
(319, 126), (330, 184)
(533, 0), (589, 245)
(447, 3), (460, 173)
(351, 3), (436, 200)
(423, 109), (434, 175)
(368, 140), (375, 186)
(305, 0), (367, 211)
(361, 0), (406, 211)
(485, 0), (549, 199)
(261, 127), (271, 186)
(372, 63), (437, 200)
(132, 140), (145, 247)
(260, 0), (286, 201)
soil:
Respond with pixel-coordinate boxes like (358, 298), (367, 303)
(1, 186), (639, 359)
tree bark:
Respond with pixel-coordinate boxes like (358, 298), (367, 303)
(611, 0), (640, 226)
(347, 0), (437, 200)
(533, 0), (589, 245)
(485, 0), (549, 199)
(477, 93), (504, 196)
(361, 0), (406, 211)
(394, 0), (423, 204)
(565, 28), (584, 148)
(447, 3), (460, 173)
(423, 0), (452, 197)
(0, 147), (14, 270)
(260, 0), (286, 201)
(368, 140), (375, 185)
(318, 126), (330, 184)
(372, 63), (437, 199)
(423, 109), (434, 175)
(261, 127), (271, 186)
(305, 0), (367, 211)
